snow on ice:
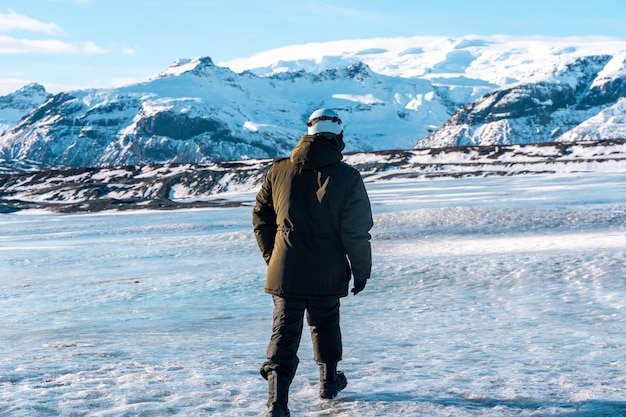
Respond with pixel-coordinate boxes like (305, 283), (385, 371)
(0, 172), (625, 416)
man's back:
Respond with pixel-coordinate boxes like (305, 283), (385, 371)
(254, 108), (373, 416)
(254, 152), (372, 298)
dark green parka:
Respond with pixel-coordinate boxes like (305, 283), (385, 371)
(252, 133), (373, 299)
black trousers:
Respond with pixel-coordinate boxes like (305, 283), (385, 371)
(261, 295), (342, 382)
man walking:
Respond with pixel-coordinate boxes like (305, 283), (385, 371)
(252, 108), (373, 417)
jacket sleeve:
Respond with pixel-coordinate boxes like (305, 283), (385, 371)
(252, 167), (277, 264)
(340, 173), (373, 281)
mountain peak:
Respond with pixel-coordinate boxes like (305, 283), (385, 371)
(16, 82), (47, 96)
(2, 36), (626, 169)
(156, 56), (216, 78)
(1, 82), (47, 99)
(0, 82), (51, 134)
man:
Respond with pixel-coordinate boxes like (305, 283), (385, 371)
(252, 108), (373, 417)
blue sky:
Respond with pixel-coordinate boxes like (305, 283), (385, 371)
(1, 0), (626, 95)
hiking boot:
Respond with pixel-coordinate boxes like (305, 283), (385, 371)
(266, 403), (290, 417)
(266, 370), (290, 416)
(320, 370), (348, 399)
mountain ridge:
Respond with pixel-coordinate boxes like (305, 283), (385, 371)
(2, 139), (625, 213)
(1, 35), (626, 171)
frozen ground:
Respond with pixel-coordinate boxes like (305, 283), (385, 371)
(1, 172), (625, 416)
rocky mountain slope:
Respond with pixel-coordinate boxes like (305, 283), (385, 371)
(0, 83), (50, 135)
(418, 55), (626, 148)
(2, 139), (624, 213)
(1, 36), (626, 171)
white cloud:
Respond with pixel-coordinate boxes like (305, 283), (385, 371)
(0, 35), (75, 53)
(81, 41), (108, 54)
(0, 9), (63, 35)
(0, 35), (108, 55)
(0, 10), (108, 55)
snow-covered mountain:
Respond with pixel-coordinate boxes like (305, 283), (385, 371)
(0, 83), (50, 135)
(418, 54), (626, 148)
(0, 58), (446, 169)
(1, 36), (626, 170)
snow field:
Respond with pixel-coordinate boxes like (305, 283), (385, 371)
(0, 172), (624, 416)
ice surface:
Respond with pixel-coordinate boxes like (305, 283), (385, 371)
(1, 173), (625, 416)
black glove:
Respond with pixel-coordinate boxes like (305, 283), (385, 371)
(351, 278), (367, 295)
